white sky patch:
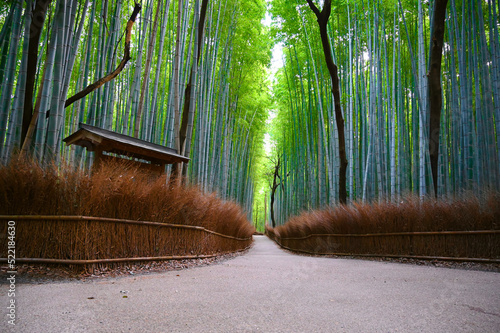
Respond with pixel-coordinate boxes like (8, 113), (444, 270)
(270, 43), (284, 75)
(362, 50), (370, 67)
(264, 133), (273, 155)
(262, 7), (284, 76)
(262, 9), (272, 26)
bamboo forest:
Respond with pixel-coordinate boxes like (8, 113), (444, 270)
(0, 0), (499, 231)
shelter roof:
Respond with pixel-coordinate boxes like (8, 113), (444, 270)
(63, 123), (189, 164)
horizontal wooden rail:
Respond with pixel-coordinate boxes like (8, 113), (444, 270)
(273, 238), (500, 263)
(275, 230), (500, 240)
(0, 215), (252, 241)
(0, 246), (252, 265)
(0, 255), (218, 265)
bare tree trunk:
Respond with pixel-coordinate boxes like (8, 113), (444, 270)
(270, 156), (282, 228)
(179, 0), (208, 149)
(172, 0), (183, 181)
(177, 0), (208, 177)
(429, 0), (449, 198)
(21, 0), (52, 145)
(306, 0), (348, 204)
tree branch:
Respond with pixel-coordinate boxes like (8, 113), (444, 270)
(64, 2), (141, 109)
(321, 0), (332, 21)
(305, 0), (321, 18)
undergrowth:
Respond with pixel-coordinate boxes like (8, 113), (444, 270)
(266, 194), (500, 260)
(269, 194), (500, 239)
(0, 157), (255, 239)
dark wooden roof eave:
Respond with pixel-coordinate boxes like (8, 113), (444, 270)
(63, 124), (189, 164)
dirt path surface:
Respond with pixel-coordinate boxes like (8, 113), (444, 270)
(1, 235), (499, 332)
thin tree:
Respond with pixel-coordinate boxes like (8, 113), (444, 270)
(428, 0), (449, 198)
(305, 0), (348, 204)
(179, 0), (208, 156)
(21, 0), (52, 146)
(174, 0), (208, 178)
(268, 155), (282, 228)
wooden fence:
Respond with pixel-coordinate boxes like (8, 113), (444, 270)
(0, 216), (253, 271)
(266, 227), (500, 263)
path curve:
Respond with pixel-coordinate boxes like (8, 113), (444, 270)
(1, 235), (499, 332)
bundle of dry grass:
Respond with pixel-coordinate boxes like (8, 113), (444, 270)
(267, 194), (500, 260)
(0, 157), (254, 236)
(0, 157), (254, 269)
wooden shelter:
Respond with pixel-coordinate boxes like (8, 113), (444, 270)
(63, 124), (189, 174)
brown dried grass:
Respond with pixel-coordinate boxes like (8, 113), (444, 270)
(267, 194), (500, 259)
(0, 157), (254, 269)
(0, 157), (254, 237)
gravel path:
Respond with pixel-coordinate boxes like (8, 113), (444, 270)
(1, 235), (499, 332)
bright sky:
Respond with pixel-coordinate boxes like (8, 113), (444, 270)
(270, 43), (284, 75)
(262, 6), (284, 76)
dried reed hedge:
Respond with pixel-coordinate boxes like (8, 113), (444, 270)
(266, 195), (500, 261)
(0, 157), (254, 271)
